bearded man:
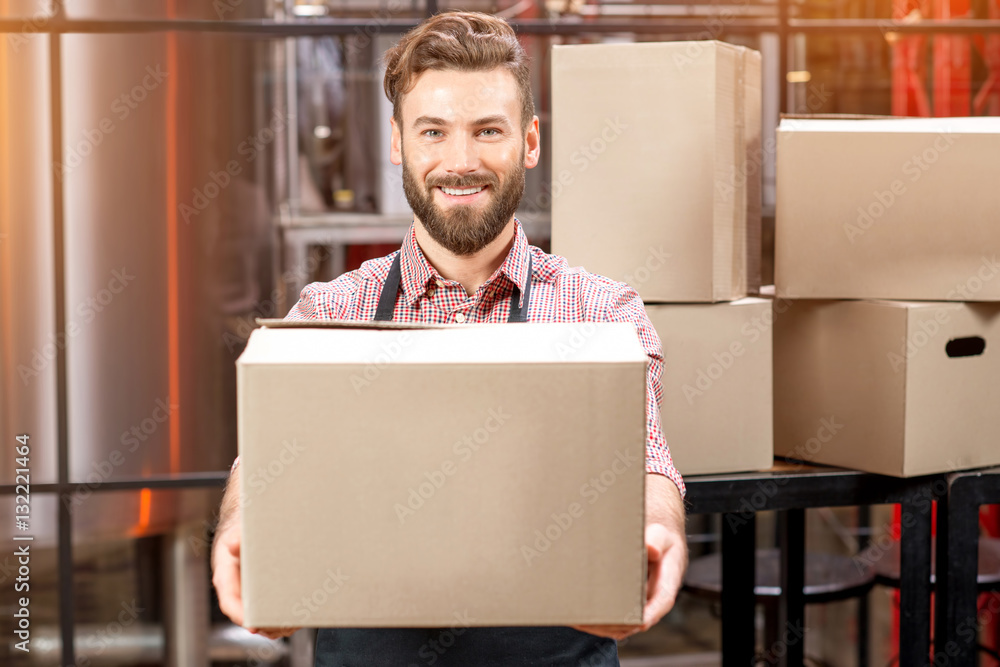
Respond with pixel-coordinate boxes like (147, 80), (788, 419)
(213, 11), (688, 666)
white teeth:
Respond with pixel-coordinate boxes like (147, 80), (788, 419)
(441, 186), (484, 196)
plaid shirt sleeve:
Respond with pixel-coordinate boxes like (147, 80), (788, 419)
(283, 271), (362, 321)
(602, 283), (686, 499)
(283, 284), (323, 321)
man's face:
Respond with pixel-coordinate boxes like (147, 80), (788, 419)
(391, 68), (540, 256)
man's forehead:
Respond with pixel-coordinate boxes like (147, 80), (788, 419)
(402, 68), (519, 125)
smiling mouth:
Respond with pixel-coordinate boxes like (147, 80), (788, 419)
(438, 185), (487, 197)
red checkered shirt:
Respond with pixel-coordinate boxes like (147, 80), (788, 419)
(284, 218), (685, 497)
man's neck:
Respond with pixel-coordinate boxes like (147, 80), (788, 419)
(413, 217), (516, 297)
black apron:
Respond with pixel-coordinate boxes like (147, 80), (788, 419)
(314, 253), (619, 666)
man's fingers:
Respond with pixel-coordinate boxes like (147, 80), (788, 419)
(641, 573), (676, 630)
(638, 522), (687, 631)
(212, 532), (245, 627)
(645, 548), (662, 600)
(641, 546), (685, 631)
(574, 525), (686, 640)
(212, 528), (298, 640)
(570, 624), (639, 641)
(254, 626), (301, 640)
(643, 522), (675, 601)
(226, 530), (241, 557)
(214, 566), (244, 626)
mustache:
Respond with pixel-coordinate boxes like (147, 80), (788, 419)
(426, 173), (499, 189)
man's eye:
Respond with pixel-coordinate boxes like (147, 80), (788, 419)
(480, 128), (500, 137)
(423, 129), (442, 138)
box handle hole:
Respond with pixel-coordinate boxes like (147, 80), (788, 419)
(945, 336), (986, 358)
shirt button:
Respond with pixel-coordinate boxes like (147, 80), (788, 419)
(435, 279), (445, 288)
(454, 312), (466, 323)
(426, 288), (436, 298)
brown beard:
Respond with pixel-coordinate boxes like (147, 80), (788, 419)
(402, 148), (525, 256)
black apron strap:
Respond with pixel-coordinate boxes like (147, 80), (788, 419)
(373, 251), (532, 324)
(373, 253), (403, 322)
(506, 255), (532, 323)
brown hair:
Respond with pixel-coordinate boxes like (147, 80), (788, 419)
(383, 11), (535, 134)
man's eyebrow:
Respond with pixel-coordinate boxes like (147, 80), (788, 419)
(413, 115), (450, 128)
(473, 114), (512, 128)
(411, 114), (513, 129)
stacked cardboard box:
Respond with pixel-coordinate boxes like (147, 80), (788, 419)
(774, 116), (1000, 476)
(552, 41), (773, 476)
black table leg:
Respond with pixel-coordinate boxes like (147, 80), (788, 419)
(722, 511), (756, 667)
(778, 508), (806, 667)
(858, 505), (871, 667)
(943, 476), (982, 666)
(933, 489), (950, 662)
(899, 492), (933, 667)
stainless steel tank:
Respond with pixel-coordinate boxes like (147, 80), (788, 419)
(3, 2), (281, 663)
(1, 0), (279, 542)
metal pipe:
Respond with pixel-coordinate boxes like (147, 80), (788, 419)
(17, 623), (289, 665)
(778, 0), (789, 114)
(3, 17), (1000, 35)
(0, 471), (229, 495)
(285, 35), (299, 215)
(788, 18), (1000, 33)
(46, 4), (74, 663)
(163, 522), (210, 667)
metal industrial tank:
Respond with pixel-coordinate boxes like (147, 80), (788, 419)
(1, 0), (279, 542)
(2, 1), (282, 664)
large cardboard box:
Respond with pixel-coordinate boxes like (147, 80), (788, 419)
(551, 41), (762, 303)
(236, 320), (648, 627)
(774, 299), (1000, 477)
(646, 299), (773, 476)
(776, 116), (1000, 301)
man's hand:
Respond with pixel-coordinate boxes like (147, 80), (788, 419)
(211, 464), (301, 641)
(572, 473), (688, 641)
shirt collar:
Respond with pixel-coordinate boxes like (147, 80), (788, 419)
(398, 218), (532, 307)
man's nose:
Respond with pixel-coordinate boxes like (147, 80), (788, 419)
(440, 133), (480, 175)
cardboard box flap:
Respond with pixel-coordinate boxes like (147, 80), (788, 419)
(239, 321), (648, 366)
(781, 113), (899, 120)
(867, 300), (965, 310)
(727, 296), (771, 307)
(256, 317), (459, 330)
(550, 38), (746, 66)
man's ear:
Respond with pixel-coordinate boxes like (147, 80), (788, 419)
(524, 115), (540, 170)
(390, 117), (402, 166)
